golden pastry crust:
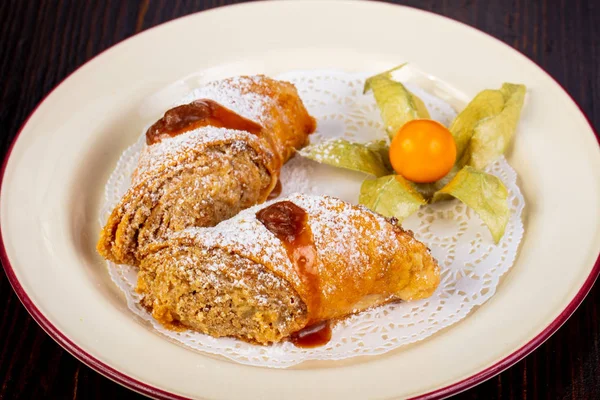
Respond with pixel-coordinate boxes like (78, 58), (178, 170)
(137, 247), (307, 343)
(98, 76), (315, 266)
(138, 194), (440, 344)
(98, 132), (273, 266)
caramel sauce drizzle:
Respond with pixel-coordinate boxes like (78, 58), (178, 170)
(145, 99), (263, 145)
(290, 321), (332, 348)
(256, 201), (330, 346)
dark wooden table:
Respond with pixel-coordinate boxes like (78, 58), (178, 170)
(0, 0), (598, 398)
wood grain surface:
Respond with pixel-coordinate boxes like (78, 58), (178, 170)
(0, 0), (598, 399)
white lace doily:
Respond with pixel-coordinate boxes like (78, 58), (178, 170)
(101, 69), (524, 368)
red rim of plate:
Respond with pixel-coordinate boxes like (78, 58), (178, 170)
(0, 2), (598, 399)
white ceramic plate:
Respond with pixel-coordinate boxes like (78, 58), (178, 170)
(1, 1), (599, 399)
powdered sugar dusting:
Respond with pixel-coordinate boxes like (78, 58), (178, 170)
(133, 75), (283, 186)
(177, 198), (297, 287)
(175, 193), (417, 294)
(179, 76), (271, 125)
(134, 126), (258, 184)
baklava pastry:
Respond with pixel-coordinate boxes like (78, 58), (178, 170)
(137, 194), (440, 345)
(98, 76), (316, 266)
